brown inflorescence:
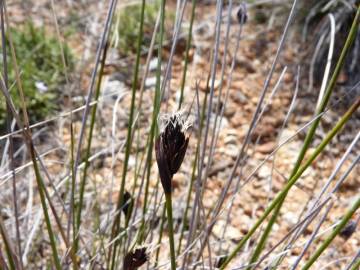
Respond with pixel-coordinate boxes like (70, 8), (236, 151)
(237, 4), (248, 24)
(123, 247), (148, 270)
(155, 114), (189, 194)
(339, 219), (357, 240)
(122, 191), (134, 218)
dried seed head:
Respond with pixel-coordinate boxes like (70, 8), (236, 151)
(122, 191), (134, 218)
(339, 219), (357, 240)
(237, 4), (248, 24)
(158, 110), (192, 134)
(216, 255), (228, 268)
(123, 247), (148, 270)
(155, 111), (190, 194)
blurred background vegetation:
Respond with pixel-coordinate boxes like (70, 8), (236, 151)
(0, 21), (74, 132)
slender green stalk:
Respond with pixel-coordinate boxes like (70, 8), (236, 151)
(29, 144), (62, 270)
(144, 176), (162, 243)
(123, 135), (148, 251)
(301, 195), (360, 270)
(177, 90), (208, 255)
(0, 67), (76, 270)
(67, 120), (80, 270)
(132, 129), (143, 197)
(0, 216), (17, 270)
(137, 143), (155, 244)
(248, 199), (282, 267)
(0, 58), (62, 270)
(70, 121), (76, 246)
(75, 42), (108, 252)
(181, 77), (211, 269)
(177, 149), (198, 255)
(109, 0), (147, 267)
(1, 102), (80, 269)
(220, 97), (360, 269)
(137, 70), (162, 244)
(350, 258), (360, 270)
(2, 5), (55, 266)
(247, 6), (360, 267)
(165, 193), (176, 270)
(1, 3), (22, 268)
(136, 0), (166, 245)
(178, 0), (197, 109)
(155, 205), (166, 267)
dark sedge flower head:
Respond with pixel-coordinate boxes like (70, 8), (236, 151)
(155, 112), (190, 194)
(123, 247), (148, 270)
(122, 191), (134, 218)
(339, 219), (357, 240)
(216, 255), (228, 269)
(237, 4), (248, 24)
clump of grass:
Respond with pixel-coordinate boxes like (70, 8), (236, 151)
(0, 21), (74, 132)
(303, 0), (359, 103)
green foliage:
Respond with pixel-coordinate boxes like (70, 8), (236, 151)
(117, 1), (159, 55)
(0, 21), (74, 132)
(116, 0), (175, 56)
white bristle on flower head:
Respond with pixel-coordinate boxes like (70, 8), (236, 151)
(158, 110), (193, 133)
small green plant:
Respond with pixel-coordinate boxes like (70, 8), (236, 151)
(0, 21), (74, 132)
(116, 1), (159, 55)
(116, 0), (175, 56)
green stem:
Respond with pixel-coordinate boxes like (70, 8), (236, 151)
(177, 149), (198, 255)
(137, 0), (166, 245)
(75, 42), (108, 252)
(301, 196), (360, 270)
(155, 205), (167, 267)
(177, 89), (208, 255)
(109, 0), (147, 267)
(70, 121), (76, 246)
(165, 193), (176, 270)
(350, 258), (360, 270)
(220, 97), (360, 269)
(137, 63), (162, 244)
(0, 216), (17, 270)
(178, 0), (197, 109)
(29, 145), (62, 270)
(247, 5), (360, 267)
(70, 121), (78, 270)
